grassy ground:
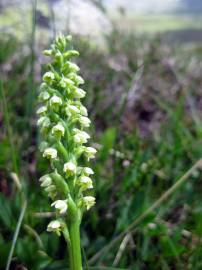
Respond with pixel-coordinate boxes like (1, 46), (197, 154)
(111, 13), (202, 33)
(1, 23), (202, 269)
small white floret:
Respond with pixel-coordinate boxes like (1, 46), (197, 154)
(51, 200), (68, 214)
(43, 148), (57, 159)
(36, 106), (47, 115)
(52, 123), (65, 137)
(79, 116), (91, 127)
(83, 196), (96, 210)
(74, 88), (86, 99)
(50, 95), (62, 107)
(85, 147), (97, 159)
(83, 167), (94, 175)
(47, 220), (61, 232)
(63, 162), (77, 175)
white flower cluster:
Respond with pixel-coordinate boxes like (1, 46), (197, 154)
(37, 35), (96, 235)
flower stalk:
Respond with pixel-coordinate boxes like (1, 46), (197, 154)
(37, 34), (96, 270)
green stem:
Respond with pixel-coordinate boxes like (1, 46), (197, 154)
(68, 217), (82, 270)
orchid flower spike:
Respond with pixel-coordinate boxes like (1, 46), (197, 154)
(37, 35), (97, 240)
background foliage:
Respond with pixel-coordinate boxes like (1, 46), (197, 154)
(1, 1), (202, 269)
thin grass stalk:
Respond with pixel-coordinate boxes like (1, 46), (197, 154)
(5, 200), (27, 270)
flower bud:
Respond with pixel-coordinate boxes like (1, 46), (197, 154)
(39, 141), (49, 152)
(51, 200), (68, 214)
(55, 51), (63, 63)
(64, 50), (79, 59)
(43, 148), (57, 159)
(60, 77), (74, 88)
(56, 35), (67, 50)
(63, 162), (77, 176)
(43, 49), (52, 56)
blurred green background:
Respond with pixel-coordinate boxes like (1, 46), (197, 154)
(1, 0), (202, 269)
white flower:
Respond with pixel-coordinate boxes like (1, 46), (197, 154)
(43, 148), (57, 159)
(36, 106), (47, 115)
(74, 75), (84, 85)
(47, 220), (61, 233)
(83, 167), (94, 175)
(85, 147), (97, 159)
(79, 176), (93, 189)
(73, 129), (90, 144)
(39, 175), (52, 187)
(80, 105), (88, 116)
(83, 196), (95, 210)
(37, 116), (50, 128)
(74, 88), (86, 99)
(38, 91), (50, 101)
(63, 162), (76, 176)
(69, 62), (80, 72)
(43, 71), (55, 84)
(68, 105), (80, 114)
(79, 116), (91, 127)
(73, 134), (82, 143)
(51, 200), (68, 214)
(50, 95), (62, 108)
(52, 123), (65, 138)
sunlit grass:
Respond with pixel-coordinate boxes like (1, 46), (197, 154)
(111, 13), (202, 33)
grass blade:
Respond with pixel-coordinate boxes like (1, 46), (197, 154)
(6, 200), (27, 270)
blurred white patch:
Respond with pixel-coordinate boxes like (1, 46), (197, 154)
(54, 0), (111, 37)
(104, 0), (181, 13)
